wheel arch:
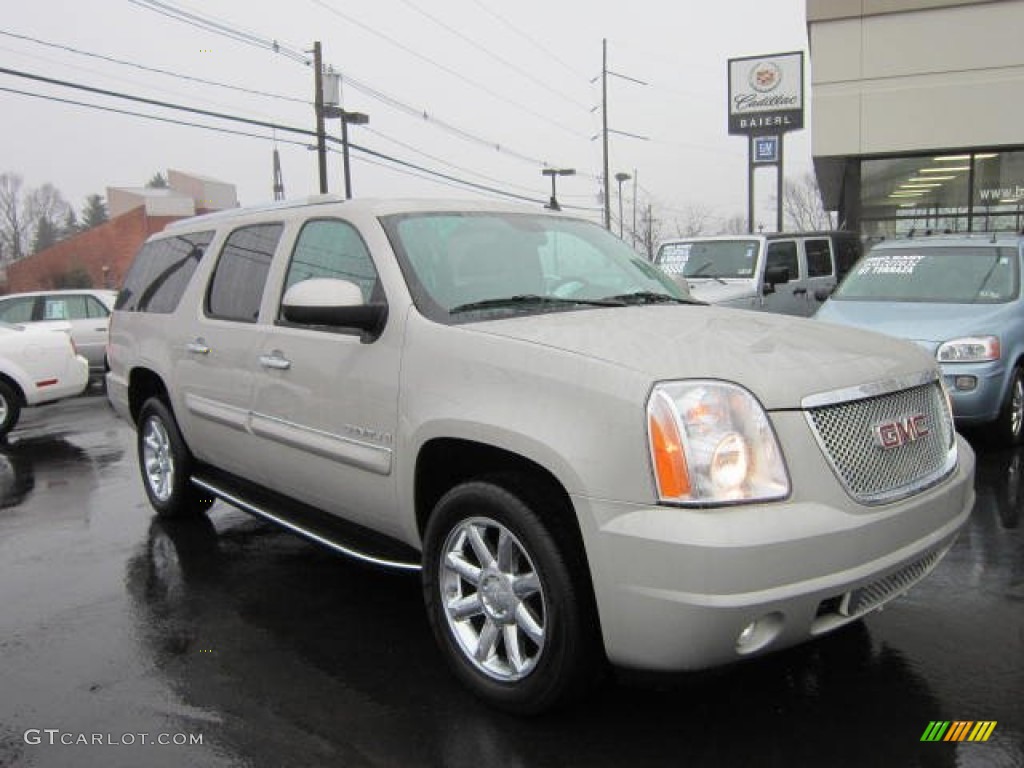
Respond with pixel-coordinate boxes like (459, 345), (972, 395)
(0, 372), (27, 406)
(128, 367), (172, 424)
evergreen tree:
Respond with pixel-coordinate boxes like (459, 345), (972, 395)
(81, 194), (109, 229)
(31, 215), (59, 254)
(146, 172), (168, 189)
(60, 209), (80, 240)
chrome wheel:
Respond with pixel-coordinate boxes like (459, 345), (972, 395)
(1011, 375), (1024, 439)
(0, 397), (7, 426)
(440, 516), (546, 681)
(142, 416), (175, 502)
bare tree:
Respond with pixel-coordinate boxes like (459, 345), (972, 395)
(0, 173), (30, 261)
(673, 204), (714, 237)
(719, 214), (748, 235)
(636, 203), (663, 259)
(783, 172), (836, 231)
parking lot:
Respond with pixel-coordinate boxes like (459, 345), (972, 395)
(0, 392), (1021, 768)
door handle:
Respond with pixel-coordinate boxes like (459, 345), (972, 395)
(185, 339), (210, 355)
(259, 353), (291, 371)
(792, 287), (807, 296)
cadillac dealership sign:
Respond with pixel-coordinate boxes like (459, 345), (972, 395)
(728, 51), (804, 135)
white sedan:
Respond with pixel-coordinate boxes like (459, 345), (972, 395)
(0, 321), (89, 438)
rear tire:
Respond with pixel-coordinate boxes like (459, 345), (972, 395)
(0, 381), (22, 439)
(422, 477), (600, 714)
(137, 397), (214, 518)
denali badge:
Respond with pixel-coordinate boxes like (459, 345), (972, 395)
(875, 415), (929, 449)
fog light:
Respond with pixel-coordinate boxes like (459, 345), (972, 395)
(735, 612), (784, 655)
(954, 376), (977, 392)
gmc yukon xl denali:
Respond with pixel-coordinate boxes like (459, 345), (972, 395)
(107, 197), (975, 713)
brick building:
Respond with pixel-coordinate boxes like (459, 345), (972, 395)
(3, 170), (237, 293)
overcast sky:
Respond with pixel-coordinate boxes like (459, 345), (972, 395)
(2, 0), (812, 232)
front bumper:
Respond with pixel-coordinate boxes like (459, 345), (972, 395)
(941, 360), (1006, 425)
(573, 435), (975, 671)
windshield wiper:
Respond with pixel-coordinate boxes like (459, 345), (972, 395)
(601, 291), (705, 306)
(686, 261), (728, 285)
(449, 294), (625, 314)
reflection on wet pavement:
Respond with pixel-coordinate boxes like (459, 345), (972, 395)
(0, 396), (1021, 767)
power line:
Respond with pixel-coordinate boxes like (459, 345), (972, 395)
(0, 28), (311, 105)
(392, 0), (592, 113)
(0, 70), (573, 207)
(124, 0), (557, 168)
(468, 0), (591, 81)
(309, 0), (589, 139)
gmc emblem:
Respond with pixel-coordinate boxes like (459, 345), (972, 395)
(874, 415), (930, 450)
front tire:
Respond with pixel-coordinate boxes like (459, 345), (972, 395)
(995, 366), (1024, 447)
(137, 398), (214, 518)
(0, 381), (22, 439)
(422, 478), (599, 714)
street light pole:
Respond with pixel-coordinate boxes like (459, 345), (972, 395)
(542, 168), (576, 211)
(615, 172), (631, 238)
(326, 107), (369, 199)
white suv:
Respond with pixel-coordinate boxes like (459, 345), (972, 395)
(107, 197), (974, 713)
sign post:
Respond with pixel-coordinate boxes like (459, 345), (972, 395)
(728, 51), (804, 232)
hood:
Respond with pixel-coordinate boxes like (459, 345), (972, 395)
(466, 305), (935, 410)
(815, 299), (1012, 352)
(686, 279), (756, 305)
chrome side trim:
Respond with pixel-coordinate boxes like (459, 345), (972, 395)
(184, 393), (250, 432)
(801, 370), (939, 409)
(191, 477), (421, 572)
(248, 411), (392, 475)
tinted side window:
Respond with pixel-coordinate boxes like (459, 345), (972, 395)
(207, 223), (283, 323)
(805, 239), (834, 278)
(835, 238), (862, 278)
(766, 241), (799, 280)
(282, 219), (380, 306)
(0, 297), (37, 323)
(118, 231), (214, 313)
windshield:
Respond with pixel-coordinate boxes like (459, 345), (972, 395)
(833, 246), (1019, 303)
(382, 212), (691, 323)
(655, 240), (760, 279)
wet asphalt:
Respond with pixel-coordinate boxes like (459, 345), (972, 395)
(0, 393), (1021, 768)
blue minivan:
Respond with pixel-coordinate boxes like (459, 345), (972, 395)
(815, 233), (1024, 444)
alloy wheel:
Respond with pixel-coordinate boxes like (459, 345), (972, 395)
(142, 416), (175, 502)
(439, 516), (547, 681)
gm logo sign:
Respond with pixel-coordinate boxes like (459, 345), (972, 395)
(753, 136), (779, 164)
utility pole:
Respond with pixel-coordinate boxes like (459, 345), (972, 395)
(602, 39), (610, 230)
(312, 41), (328, 194)
(272, 147), (285, 200)
(597, 39), (648, 231)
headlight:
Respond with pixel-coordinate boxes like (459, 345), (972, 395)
(647, 381), (789, 505)
(936, 336), (1000, 363)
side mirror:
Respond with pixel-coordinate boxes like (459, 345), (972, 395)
(763, 265), (791, 291)
(814, 286), (835, 302)
(282, 278), (387, 340)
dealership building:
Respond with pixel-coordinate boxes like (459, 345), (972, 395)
(807, 0), (1024, 239)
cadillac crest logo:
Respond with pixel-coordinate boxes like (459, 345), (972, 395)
(749, 61), (782, 93)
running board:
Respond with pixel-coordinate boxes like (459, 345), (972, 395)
(191, 471), (422, 572)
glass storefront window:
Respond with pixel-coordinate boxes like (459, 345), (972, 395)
(860, 150), (1024, 239)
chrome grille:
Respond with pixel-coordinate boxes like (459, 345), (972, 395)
(840, 548), (945, 617)
(805, 378), (956, 504)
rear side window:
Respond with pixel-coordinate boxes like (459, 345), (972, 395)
(766, 241), (799, 280)
(805, 239), (834, 278)
(118, 231), (214, 313)
(44, 294), (109, 320)
(206, 223), (283, 322)
(0, 296), (37, 323)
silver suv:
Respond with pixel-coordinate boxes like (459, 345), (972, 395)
(107, 197), (974, 713)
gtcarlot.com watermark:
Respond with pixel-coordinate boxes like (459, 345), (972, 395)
(24, 729), (203, 747)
